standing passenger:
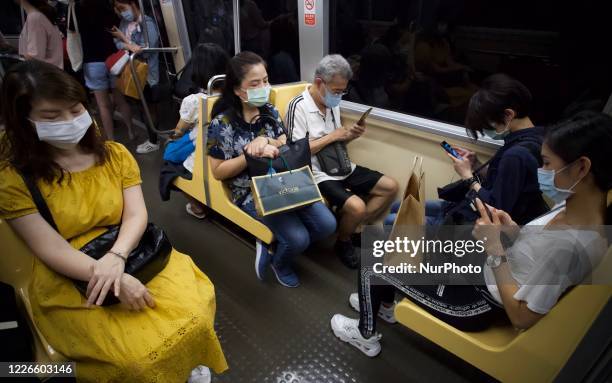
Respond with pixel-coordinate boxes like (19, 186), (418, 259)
(76, 0), (123, 141)
(207, 51), (337, 288)
(110, 0), (161, 153)
(17, 0), (63, 68)
(0, 60), (227, 381)
(286, 54), (399, 269)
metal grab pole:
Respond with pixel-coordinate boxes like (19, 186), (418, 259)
(206, 74), (226, 95)
(233, 0), (241, 53)
(128, 47), (179, 135)
(137, 0), (150, 48)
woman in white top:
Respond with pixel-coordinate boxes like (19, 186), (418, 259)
(18, 0), (63, 68)
(331, 111), (612, 357)
(160, 43), (229, 218)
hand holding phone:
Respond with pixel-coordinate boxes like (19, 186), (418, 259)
(440, 140), (462, 159)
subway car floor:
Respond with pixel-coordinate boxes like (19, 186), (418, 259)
(120, 124), (494, 383)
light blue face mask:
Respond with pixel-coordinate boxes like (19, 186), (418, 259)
(323, 85), (343, 108)
(483, 127), (510, 140)
(537, 161), (583, 205)
(121, 9), (135, 22)
(244, 85), (271, 107)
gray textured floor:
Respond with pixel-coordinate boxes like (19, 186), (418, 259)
(120, 124), (493, 383)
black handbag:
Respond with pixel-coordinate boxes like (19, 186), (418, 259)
(244, 110), (312, 177)
(19, 171), (172, 306)
(315, 109), (352, 176)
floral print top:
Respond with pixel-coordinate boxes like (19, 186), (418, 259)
(207, 104), (285, 207)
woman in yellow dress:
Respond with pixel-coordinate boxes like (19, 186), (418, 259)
(0, 61), (227, 382)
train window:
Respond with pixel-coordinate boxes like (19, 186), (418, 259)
(329, 0), (612, 127)
(181, 0), (235, 54)
(239, 0), (300, 85)
(0, 1), (23, 36)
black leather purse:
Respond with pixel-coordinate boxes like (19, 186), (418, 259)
(244, 111), (312, 177)
(19, 171), (172, 306)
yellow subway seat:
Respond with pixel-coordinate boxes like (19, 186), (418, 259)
(0, 219), (67, 364)
(394, 274), (612, 382)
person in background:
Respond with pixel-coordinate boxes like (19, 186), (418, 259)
(286, 54), (399, 269)
(75, 0), (125, 141)
(386, 74), (550, 227)
(17, 0), (63, 68)
(333, 111), (612, 357)
(110, 0), (160, 154)
(160, 42), (229, 219)
(207, 51), (336, 288)
(0, 60), (227, 381)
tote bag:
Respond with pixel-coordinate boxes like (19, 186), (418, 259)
(66, 1), (83, 72)
(251, 159), (323, 217)
(116, 59), (148, 99)
(386, 156), (425, 267)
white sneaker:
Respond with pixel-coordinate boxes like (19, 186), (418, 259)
(186, 203), (206, 219)
(330, 314), (382, 357)
(349, 293), (397, 324)
(188, 365), (211, 383)
(136, 140), (160, 154)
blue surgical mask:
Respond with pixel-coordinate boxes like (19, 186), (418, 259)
(323, 85), (343, 108)
(121, 9), (135, 22)
(537, 161), (583, 205)
(244, 85), (271, 107)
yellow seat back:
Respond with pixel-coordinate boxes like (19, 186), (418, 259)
(270, 82), (309, 120)
(0, 219), (66, 363)
(173, 83), (311, 244)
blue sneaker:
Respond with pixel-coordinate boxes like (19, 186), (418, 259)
(270, 260), (300, 288)
(255, 240), (271, 281)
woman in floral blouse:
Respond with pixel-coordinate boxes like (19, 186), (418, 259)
(207, 51), (336, 288)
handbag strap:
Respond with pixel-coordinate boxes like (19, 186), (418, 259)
(16, 170), (128, 239)
(67, 1), (79, 35)
(267, 156), (291, 177)
(17, 171), (59, 231)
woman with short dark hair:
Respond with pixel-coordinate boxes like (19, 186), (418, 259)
(386, 73), (549, 227)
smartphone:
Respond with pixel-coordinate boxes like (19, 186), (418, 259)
(357, 107), (373, 126)
(440, 140), (462, 159)
(469, 197), (493, 221)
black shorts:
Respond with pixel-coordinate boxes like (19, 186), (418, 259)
(318, 165), (384, 209)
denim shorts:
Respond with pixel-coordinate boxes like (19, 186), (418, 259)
(83, 62), (113, 91)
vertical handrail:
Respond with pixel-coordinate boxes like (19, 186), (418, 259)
(128, 47), (178, 135)
(147, 0), (174, 82)
(232, 0), (241, 53)
(137, 0), (150, 48)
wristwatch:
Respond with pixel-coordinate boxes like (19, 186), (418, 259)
(486, 254), (507, 269)
(465, 175), (479, 187)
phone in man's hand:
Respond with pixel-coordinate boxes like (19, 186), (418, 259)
(357, 107), (373, 126)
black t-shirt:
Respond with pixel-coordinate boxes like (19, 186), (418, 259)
(74, 0), (119, 63)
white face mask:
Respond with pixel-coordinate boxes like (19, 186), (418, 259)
(31, 111), (93, 149)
